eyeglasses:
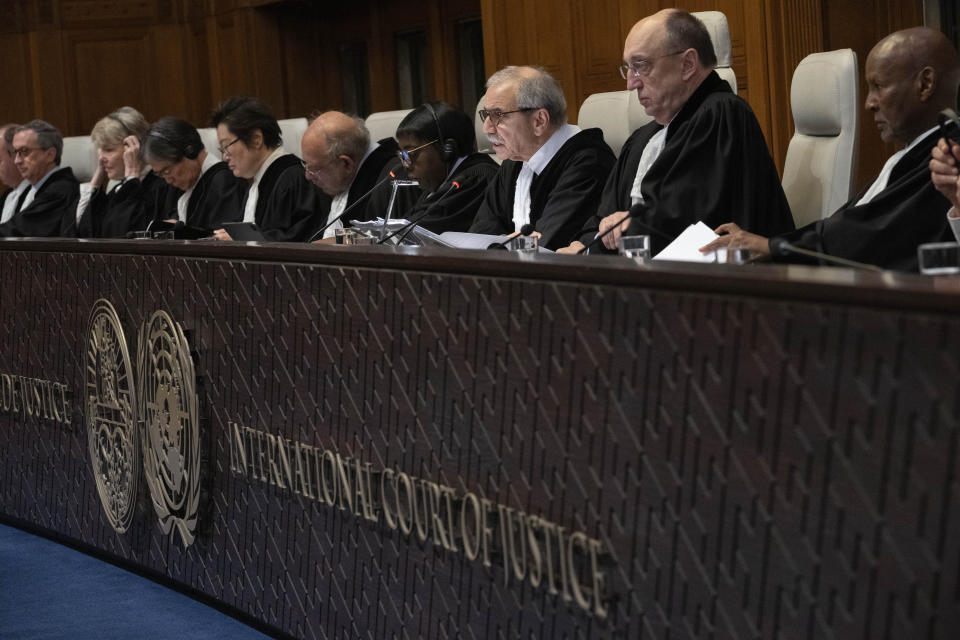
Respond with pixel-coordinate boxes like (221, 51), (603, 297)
(618, 50), (685, 79)
(153, 162), (178, 179)
(13, 147), (43, 158)
(299, 159), (324, 180)
(477, 107), (539, 127)
(396, 139), (438, 169)
(217, 137), (241, 157)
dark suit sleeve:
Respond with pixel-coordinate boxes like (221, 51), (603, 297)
(535, 146), (616, 250)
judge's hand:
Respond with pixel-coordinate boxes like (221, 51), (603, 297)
(930, 138), (960, 211)
(90, 159), (108, 190)
(557, 241), (585, 254)
(213, 228), (233, 241)
(699, 222), (770, 257)
(122, 135), (143, 178)
(598, 211), (633, 250)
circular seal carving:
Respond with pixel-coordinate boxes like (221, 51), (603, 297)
(137, 310), (200, 548)
(85, 299), (139, 534)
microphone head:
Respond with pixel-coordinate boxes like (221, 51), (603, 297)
(769, 237), (792, 256)
(628, 202), (648, 218)
(519, 223), (535, 236)
(451, 181), (460, 190)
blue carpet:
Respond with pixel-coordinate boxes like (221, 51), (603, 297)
(0, 524), (273, 639)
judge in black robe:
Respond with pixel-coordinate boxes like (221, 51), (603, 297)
(469, 128), (615, 250)
(574, 71), (794, 254)
(238, 152), (329, 242)
(403, 153), (499, 233)
(77, 172), (169, 238)
(0, 166), (79, 237)
(769, 130), (952, 271)
(344, 138), (403, 223)
(153, 161), (243, 236)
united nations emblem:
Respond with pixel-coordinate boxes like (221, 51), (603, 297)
(85, 299), (139, 534)
(137, 310), (201, 548)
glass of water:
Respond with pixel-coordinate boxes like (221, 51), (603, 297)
(509, 235), (539, 253)
(918, 242), (960, 274)
(618, 234), (650, 260)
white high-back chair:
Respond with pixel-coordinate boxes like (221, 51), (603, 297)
(197, 127), (220, 160)
(577, 10), (736, 157)
(365, 109), (412, 143)
(278, 117), (308, 158)
(61, 136), (98, 183)
(781, 49), (859, 227)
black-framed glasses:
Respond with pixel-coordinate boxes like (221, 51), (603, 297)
(13, 146), (43, 158)
(217, 137), (241, 156)
(477, 107), (539, 127)
(153, 161), (179, 179)
(618, 50), (685, 79)
(396, 139), (438, 169)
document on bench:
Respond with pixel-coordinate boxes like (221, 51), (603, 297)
(653, 221), (719, 263)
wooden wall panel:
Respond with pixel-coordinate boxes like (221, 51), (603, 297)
(0, 34), (35, 126)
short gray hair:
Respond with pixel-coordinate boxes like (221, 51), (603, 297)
(0, 124), (17, 152)
(324, 113), (370, 163)
(486, 65), (567, 125)
(17, 119), (63, 164)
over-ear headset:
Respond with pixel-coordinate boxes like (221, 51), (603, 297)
(147, 129), (201, 160)
(106, 113), (134, 138)
(424, 103), (458, 163)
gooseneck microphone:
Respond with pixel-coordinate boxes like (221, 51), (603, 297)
(308, 171), (398, 242)
(487, 223), (535, 250)
(377, 178), (462, 245)
(770, 238), (883, 271)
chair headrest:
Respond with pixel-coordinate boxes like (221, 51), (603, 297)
(791, 49), (858, 136)
(693, 11), (731, 68)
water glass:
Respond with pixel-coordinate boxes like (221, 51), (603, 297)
(918, 242), (960, 274)
(618, 234), (650, 260)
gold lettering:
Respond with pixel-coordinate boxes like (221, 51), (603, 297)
(589, 538), (608, 618)
(313, 447), (327, 505)
(61, 384), (71, 424)
(11, 377), (20, 414)
(412, 479), (430, 543)
(23, 379), (33, 417)
(32, 380), (42, 418)
(230, 422), (247, 474)
(526, 516), (543, 588)
(396, 472), (414, 535)
(557, 526), (571, 602)
(256, 431), (268, 482)
(381, 469), (397, 530)
(539, 520), (559, 595)
(498, 504), (511, 586)
(321, 450), (338, 506)
(335, 453), (355, 514)
(294, 443), (313, 499)
(441, 486), (458, 553)
(480, 498), (495, 568)
(275, 435), (293, 490)
(460, 492), (481, 561)
(0, 374), (10, 412)
(507, 509), (527, 582)
(355, 459), (378, 522)
(568, 532), (592, 612)
(265, 434), (283, 488)
(427, 482), (449, 548)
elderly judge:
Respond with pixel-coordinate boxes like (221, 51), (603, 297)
(560, 9), (793, 254)
(468, 65), (616, 250)
(0, 125), (29, 226)
(0, 120), (79, 237)
(703, 27), (959, 271)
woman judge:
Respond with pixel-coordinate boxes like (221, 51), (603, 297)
(210, 97), (327, 242)
(76, 107), (166, 237)
(142, 117), (243, 235)
(378, 101), (498, 234)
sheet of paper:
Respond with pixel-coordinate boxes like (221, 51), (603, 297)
(439, 232), (554, 253)
(652, 221), (718, 263)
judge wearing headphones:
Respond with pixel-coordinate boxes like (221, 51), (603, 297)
(385, 101), (499, 234)
(76, 106), (166, 238)
(211, 96), (326, 242)
(143, 117), (243, 235)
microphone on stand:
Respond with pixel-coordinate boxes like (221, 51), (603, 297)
(377, 179), (462, 245)
(487, 223), (535, 250)
(770, 238), (883, 271)
(307, 171), (398, 242)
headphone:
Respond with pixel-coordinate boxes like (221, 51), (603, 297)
(147, 128), (201, 160)
(106, 113), (134, 138)
(424, 103), (458, 163)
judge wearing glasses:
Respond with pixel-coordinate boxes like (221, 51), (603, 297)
(468, 65), (615, 250)
(560, 9), (793, 254)
(300, 110), (400, 239)
(143, 116), (242, 236)
(211, 96), (326, 242)
(0, 119), (79, 237)
(371, 101), (498, 234)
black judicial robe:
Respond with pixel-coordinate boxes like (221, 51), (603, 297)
(469, 128), (616, 250)
(240, 153), (328, 242)
(771, 130), (953, 272)
(77, 172), (169, 238)
(367, 153), (499, 234)
(0, 167), (79, 238)
(347, 138), (403, 223)
(578, 71), (794, 253)
(157, 161), (244, 235)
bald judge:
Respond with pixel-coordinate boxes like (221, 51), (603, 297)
(561, 9), (794, 254)
(704, 27), (959, 271)
(301, 111), (400, 239)
(468, 65), (616, 250)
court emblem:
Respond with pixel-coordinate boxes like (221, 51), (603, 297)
(85, 299), (140, 534)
